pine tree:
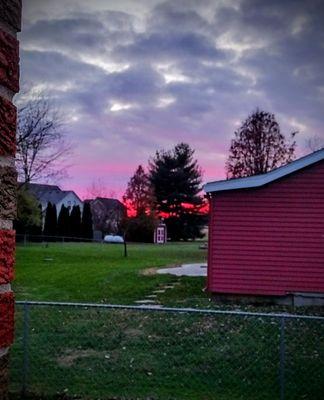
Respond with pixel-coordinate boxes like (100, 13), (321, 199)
(43, 202), (53, 237)
(58, 204), (70, 238)
(70, 205), (81, 240)
(43, 202), (57, 240)
(81, 202), (93, 240)
(52, 204), (57, 239)
(57, 204), (65, 236)
(149, 143), (205, 240)
(15, 186), (42, 235)
(226, 109), (297, 178)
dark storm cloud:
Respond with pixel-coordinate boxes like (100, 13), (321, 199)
(211, 0), (324, 127)
(104, 64), (164, 99)
(23, 17), (107, 52)
(22, 10), (136, 59)
(21, 49), (105, 85)
(19, 0), (324, 195)
(114, 31), (223, 63)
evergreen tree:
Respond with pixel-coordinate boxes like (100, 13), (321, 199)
(57, 204), (70, 238)
(81, 202), (93, 240)
(121, 214), (157, 243)
(52, 204), (57, 238)
(43, 202), (52, 237)
(70, 205), (81, 239)
(226, 109), (297, 178)
(43, 202), (57, 239)
(15, 186), (42, 235)
(149, 143), (205, 240)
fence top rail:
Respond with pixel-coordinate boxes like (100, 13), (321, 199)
(15, 300), (324, 321)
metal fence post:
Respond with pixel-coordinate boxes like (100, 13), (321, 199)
(124, 240), (128, 257)
(22, 303), (30, 397)
(279, 317), (286, 400)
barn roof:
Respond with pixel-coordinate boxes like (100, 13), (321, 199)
(204, 148), (324, 194)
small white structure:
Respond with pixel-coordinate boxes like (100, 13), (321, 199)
(154, 221), (167, 244)
(103, 234), (124, 243)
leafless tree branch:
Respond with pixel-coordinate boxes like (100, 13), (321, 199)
(16, 89), (72, 186)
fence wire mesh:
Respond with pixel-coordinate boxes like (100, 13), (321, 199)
(9, 302), (324, 400)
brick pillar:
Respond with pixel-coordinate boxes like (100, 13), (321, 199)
(0, 1), (21, 399)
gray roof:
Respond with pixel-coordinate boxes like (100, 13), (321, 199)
(204, 148), (324, 194)
(27, 183), (82, 205)
(90, 197), (125, 210)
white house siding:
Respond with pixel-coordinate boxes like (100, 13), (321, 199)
(56, 192), (83, 215)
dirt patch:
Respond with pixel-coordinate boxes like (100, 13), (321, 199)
(56, 349), (102, 367)
(140, 267), (158, 276)
(124, 328), (143, 338)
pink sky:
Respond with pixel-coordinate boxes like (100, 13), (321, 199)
(21, 0), (324, 199)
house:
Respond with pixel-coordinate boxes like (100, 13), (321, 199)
(27, 183), (83, 215)
(204, 149), (324, 306)
(86, 197), (126, 237)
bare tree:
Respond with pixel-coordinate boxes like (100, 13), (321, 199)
(123, 165), (154, 217)
(85, 178), (111, 199)
(16, 90), (71, 184)
(226, 109), (297, 179)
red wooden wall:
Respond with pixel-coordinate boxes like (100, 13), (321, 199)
(208, 160), (324, 296)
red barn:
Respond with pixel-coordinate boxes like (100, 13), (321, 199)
(204, 149), (324, 305)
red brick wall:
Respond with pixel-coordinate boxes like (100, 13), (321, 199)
(0, 1), (21, 398)
(0, 29), (19, 92)
(0, 96), (16, 156)
(0, 230), (15, 284)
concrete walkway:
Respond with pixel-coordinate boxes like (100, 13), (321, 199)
(134, 280), (181, 307)
(157, 263), (207, 277)
(134, 263), (206, 306)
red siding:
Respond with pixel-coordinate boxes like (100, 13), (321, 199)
(208, 161), (324, 296)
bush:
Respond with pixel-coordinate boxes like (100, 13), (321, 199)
(122, 215), (157, 243)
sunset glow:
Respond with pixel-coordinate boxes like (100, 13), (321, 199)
(20, 0), (324, 200)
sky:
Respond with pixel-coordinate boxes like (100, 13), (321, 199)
(19, 0), (324, 199)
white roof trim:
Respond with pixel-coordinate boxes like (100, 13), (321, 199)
(204, 149), (324, 194)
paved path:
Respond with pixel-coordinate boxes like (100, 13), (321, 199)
(134, 279), (181, 307)
(134, 263), (206, 306)
(157, 263), (207, 277)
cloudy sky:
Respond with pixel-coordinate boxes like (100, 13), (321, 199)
(19, 0), (324, 198)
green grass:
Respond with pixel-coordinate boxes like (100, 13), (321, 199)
(14, 242), (207, 305)
(14, 242), (324, 315)
(10, 305), (324, 400)
(10, 242), (324, 399)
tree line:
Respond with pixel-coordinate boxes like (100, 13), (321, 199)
(122, 109), (301, 242)
(122, 142), (207, 242)
(15, 196), (93, 241)
(17, 89), (323, 243)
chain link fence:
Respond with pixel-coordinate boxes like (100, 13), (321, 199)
(16, 233), (109, 244)
(15, 234), (129, 258)
(9, 302), (324, 400)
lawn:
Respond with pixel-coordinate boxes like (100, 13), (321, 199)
(14, 242), (324, 314)
(9, 303), (324, 400)
(10, 242), (324, 400)
(14, 242), (208, 305)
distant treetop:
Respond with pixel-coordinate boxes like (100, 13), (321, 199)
(226, 109), (297, 179)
